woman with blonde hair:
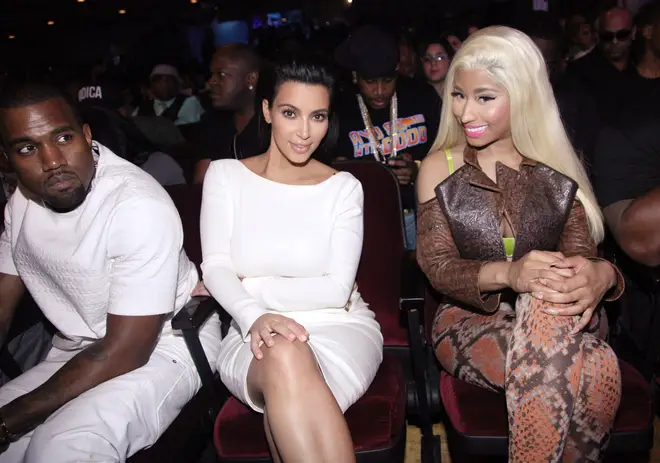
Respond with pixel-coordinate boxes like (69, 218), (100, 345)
(416, 26), (624, 461)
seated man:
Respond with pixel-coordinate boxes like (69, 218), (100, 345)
(133, 64), (205, 126)
(0, 82), (221, 463)
(593, 105), (660, 358)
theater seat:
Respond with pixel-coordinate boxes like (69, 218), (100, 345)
(159, 160), (422, 462)
(213, 353), (406, 462)
(405, 286), (654, 463)
(440, 360), (653, 459)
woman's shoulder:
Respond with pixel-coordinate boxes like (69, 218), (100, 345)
(204, 158), (248, 186)
(417, 146), (466, 203)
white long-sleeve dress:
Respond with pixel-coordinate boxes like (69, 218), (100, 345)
(200, 160), (384, 413)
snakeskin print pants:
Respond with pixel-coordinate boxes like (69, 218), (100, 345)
(433, 293), (622, 462)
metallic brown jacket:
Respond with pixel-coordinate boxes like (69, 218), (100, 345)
(417, 148), (624, 312)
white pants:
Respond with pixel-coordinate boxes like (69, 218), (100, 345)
(0, 315), (222, 463)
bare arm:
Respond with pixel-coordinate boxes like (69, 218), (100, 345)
(0, 197), (187, 438)
(0, 273), (25, 349)
(604, 189), (660, 267)
(0, 313), (164, 436)
(194, 159), (211, 185)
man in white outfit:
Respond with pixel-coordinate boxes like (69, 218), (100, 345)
(0, 82), (221, 462)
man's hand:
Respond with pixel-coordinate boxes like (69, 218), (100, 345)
(387, 153), (417, 185)
(0, 313), (165, 437)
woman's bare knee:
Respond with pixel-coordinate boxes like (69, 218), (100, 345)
(248, 337), (320, 395)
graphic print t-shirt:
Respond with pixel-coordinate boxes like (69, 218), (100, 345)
(336, 77), (440, 162)
(335, 77), (441, 209)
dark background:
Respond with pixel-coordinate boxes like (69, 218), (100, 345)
(0, 0), (605, 70)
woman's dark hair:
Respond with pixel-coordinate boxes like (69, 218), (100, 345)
(256, 51), (339, 164)
(417, 35), (456, 61)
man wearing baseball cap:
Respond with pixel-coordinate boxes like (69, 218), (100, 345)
(334, 25), (441, 250)
(134, 64), (205, 126)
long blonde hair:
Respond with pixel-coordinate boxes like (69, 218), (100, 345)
(430, 26), (604, 243)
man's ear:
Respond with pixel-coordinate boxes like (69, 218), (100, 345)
(262, 99), (272, 124)
(82, 123), (93, 147)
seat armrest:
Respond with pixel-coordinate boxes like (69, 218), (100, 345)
(400, 252), (425, 312)
(171, 296), (225, 410)
(172, 296), (220, 331)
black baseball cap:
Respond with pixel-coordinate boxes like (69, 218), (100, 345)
(335, 25), (400, 80)
(76, 80), (125, 111)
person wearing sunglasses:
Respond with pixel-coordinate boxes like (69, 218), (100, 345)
(419, 36), (455, 99)
(598, 13), (634, 71)
(568, 6), (634, 123)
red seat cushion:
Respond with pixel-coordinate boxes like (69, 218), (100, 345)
(165, 184), (203, 269)
(213, 353), (406, 458)
(336, 161), (408, 348)
(440, 359), (651, 436)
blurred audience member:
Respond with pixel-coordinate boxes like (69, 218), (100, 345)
(398, 34), (418, 79)
(193, 44), (266, 184)
(77, 79), (186, 150)
(443, 30), (465, 51)
(524, 11), (601, 167)
(565, 12), (598, 61)
(568, 6), (634, 123)
(334, 25), (441, 250)
(419, 36), (455, 98)
(134, 64), (205, 126)
(80, 106), (186, 186)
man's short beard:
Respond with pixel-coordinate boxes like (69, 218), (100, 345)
(43, 184), (89, 213)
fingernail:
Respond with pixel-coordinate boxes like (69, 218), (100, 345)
(533, 292), (543, 299)
(539, 279), (547, 285)
(542, 309), (556, 315)
(289, 335), (295, 341)
(300, 335), (307, 342)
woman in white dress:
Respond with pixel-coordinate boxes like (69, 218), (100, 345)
(197, 56), (384, 462)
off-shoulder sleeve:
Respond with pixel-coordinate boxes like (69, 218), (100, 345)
(558, 200), (624, 301)
(416, 199), (500, 312)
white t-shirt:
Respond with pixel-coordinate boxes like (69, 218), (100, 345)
(0, 143), (198, 348)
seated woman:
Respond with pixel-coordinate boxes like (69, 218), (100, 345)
(198, 56), (383, 462)
(416, 27), (624, 462)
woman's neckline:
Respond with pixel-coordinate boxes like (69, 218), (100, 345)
(234, 159), (342, 188)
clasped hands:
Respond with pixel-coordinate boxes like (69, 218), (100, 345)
(507, 251), (616, 334)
